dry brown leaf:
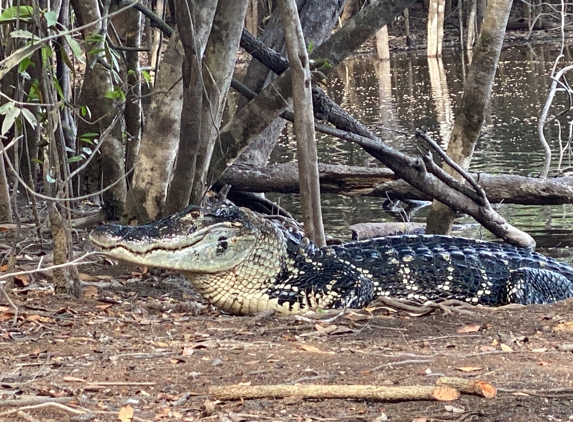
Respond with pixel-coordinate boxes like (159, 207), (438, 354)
(500, 343), (513, 352)
(456, 324), (480, 334)
(82, 285), (98, 298)
(531, 348), (547, 353)
(0, 312), (14, 322)
(479, 346), (496, 352)
(118, 405), (134, 422)
(63, 376), (87, 382)
(95, 303), (113, 310)
(14, 274), (30, 286)
(553, 321), (573, 332)
(412, 418), (428, 422)
(431, 387), (460, 401)
(456, 366), (483, 372)
(238, 381), (251, 386)
(0, 264), (7, 272)
(79, 273), (99, 282)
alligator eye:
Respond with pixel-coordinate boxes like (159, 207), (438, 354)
(216, 236), (228, 255)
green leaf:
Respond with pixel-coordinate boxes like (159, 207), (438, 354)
(44, 10), (58, 27)
(0, 6), (34, 23)
(31, 158), (43, 164)
(11, 29), (35, 40)
(87, 48), (105, 56)
(0, 102), (14, 115)
(18, 57), (34, 73)
(20, 108), (37, 128)
(27, 79), (40, 102)
(46, 174), (56, 183)
(66, 155), (83, 163)
(41, 44), (52, 65)
(105, 89), (126, 101)
(80, 105), (91, 118)
(1, 107), (20, 136)
(81, 147), (92, 154)
(65, 35), (85, 63)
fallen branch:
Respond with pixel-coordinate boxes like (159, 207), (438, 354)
(436, 377), (497, 398)
(209, 384), (460, 402)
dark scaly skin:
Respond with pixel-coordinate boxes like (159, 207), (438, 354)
(90, 200), (573, 315)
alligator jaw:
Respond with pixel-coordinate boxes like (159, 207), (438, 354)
(89, 205), (259, 273)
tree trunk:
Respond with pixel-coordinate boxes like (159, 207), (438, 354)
(73, 0), (126, 219)
(376, 25), (390, 60)
(0, 155), (12, 222)
(340, 0), (360, 24)
(122, 31), (185, 224)
(123, 5), (143, 179)
(162, 0), (217, 213)
(245, 0), (259, 36)
(278, 0), (325, 247)
(187, 0), (250, 205)
(426, 0), (513, 235)
(466, 0), (477, 59)
(427, 0), (445, 57)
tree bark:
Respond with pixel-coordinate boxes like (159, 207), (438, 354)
(162, 0), (218, 213)
(123, 4), (143, 179)
(278, 0), (325, 247)
(187, 0), (250, 205)
(427, 0), (444, 57)
(73, 0), (127, 219)
(122, 31), (185, 224)
(426, 0), (513, 235)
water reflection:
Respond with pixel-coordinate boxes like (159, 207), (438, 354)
(269, 43), (573, 260)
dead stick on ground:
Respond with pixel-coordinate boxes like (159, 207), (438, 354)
(0, 402), (85, 418)
(436, 377), (497, 398)
(209, 384), (460, 402)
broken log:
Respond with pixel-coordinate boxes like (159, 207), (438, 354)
(220, 162), (573, 205)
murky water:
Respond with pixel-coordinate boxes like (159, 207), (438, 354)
(269, 43), (573, 260)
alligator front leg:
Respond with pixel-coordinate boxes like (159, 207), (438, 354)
(506, 268), (573, 304)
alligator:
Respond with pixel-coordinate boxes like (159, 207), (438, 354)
(89, 199), (573, 315)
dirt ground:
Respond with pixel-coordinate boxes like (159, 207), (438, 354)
(1, 259), (573, 422)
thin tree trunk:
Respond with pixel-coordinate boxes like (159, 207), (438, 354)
(73, 0), (127, 219)
(426, 0), (514, 235)
(278, 0), (325, 247)
(124, 5), (143, 178)
(122, 31), (184, 224)
(376, 25), (390, 60)
(187, 0), (250, 205)
(0, 155), (12, 222)
(466, 0), (477, 60)
(163, 0), (210, 213)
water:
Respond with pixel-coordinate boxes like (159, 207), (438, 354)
(268, 43), (573, 260)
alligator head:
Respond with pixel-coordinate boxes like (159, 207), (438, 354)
(89, 200), (263, 274)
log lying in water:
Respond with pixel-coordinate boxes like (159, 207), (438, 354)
(220, 162), (573, 205)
